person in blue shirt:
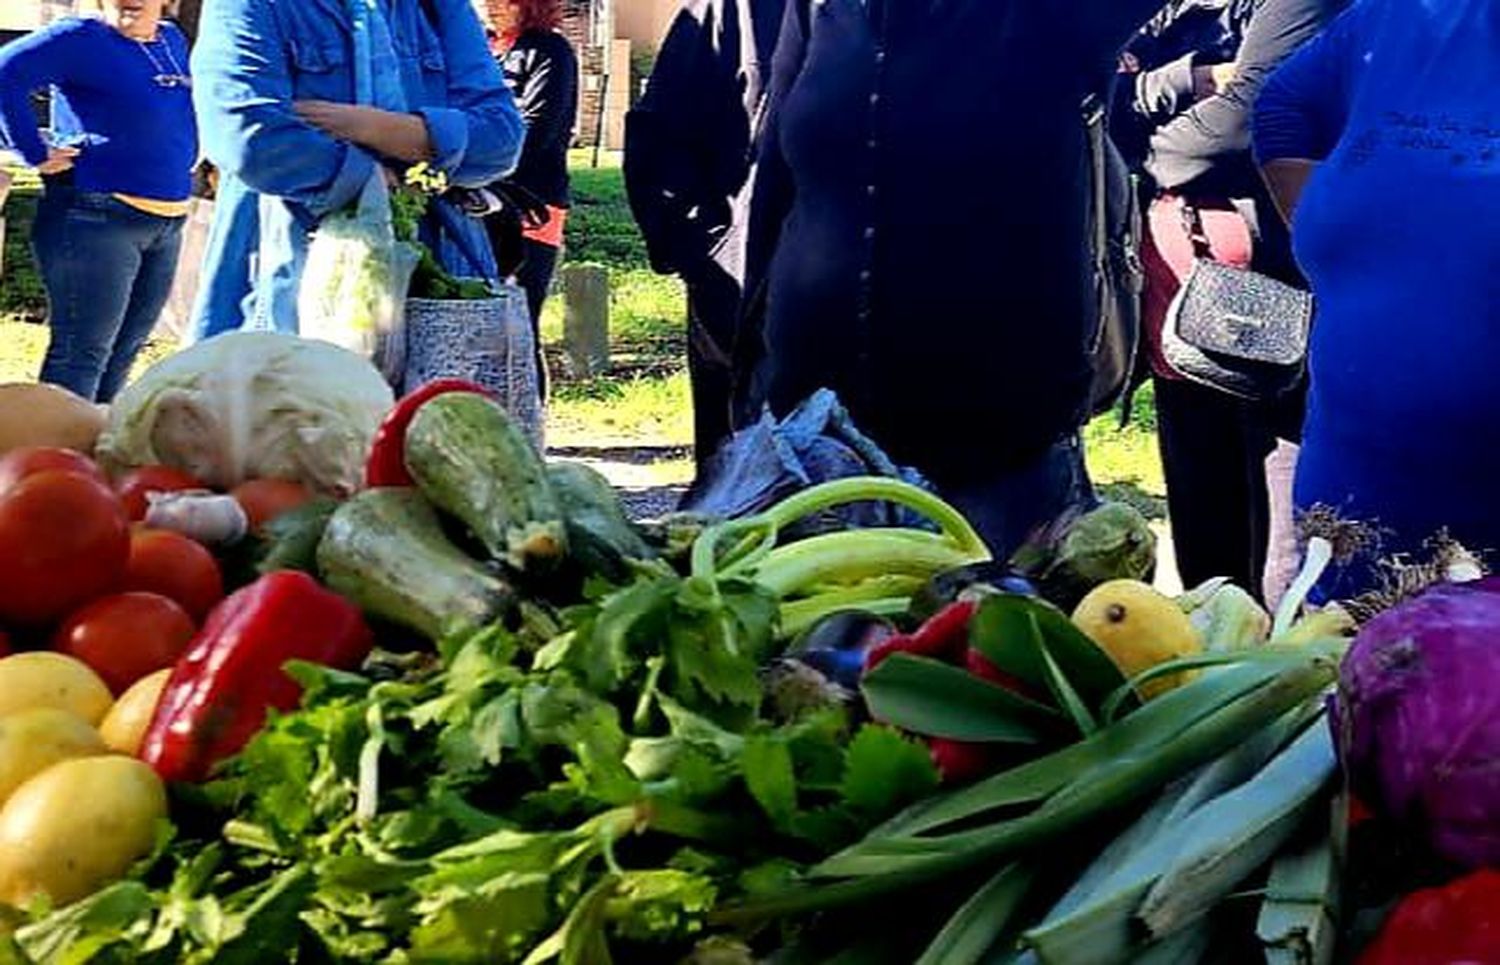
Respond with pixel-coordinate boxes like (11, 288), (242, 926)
(1254, 0), (1500, 595)
(188, 0), (526, 338)
(0, 0), (198, 402)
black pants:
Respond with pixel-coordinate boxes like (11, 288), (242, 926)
(1155, 377), (1302, 597)
(684, 264), (742, 469)
(515, 238), (558, 400)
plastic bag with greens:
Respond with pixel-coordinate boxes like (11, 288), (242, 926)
(298, 173), (419, 382)
(96, 332), (395, 497)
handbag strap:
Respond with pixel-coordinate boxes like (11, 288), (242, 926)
(1179, 200), (1215, 262)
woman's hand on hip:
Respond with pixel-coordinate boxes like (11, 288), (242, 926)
(36, 146), (79, 175)
(294, 101), (434, 164)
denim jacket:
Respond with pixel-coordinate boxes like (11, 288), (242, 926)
(189, 0), (525, 338)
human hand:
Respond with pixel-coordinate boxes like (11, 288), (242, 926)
(36, 146), (79, 175)
(1192, 62), (1237, 100)
(1118, 51), (1142, 74)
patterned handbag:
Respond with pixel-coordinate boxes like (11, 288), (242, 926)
(1160, 203), (1314, 401)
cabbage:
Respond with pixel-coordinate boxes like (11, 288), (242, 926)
(97, 332), (394, 497)
(1332, 578), (1500, 869)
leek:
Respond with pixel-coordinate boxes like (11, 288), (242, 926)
(714, 645), (1340, 925)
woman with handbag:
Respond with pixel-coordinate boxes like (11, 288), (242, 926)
(0, 0), (197, 402)
(479, 0), (578, 397)
(1255, 0), (1500, 597)
(188, 0), (524, 337)
(1120, 0), (1345, 598)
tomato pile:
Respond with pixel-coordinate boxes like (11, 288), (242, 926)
(0, 446), (309, 692)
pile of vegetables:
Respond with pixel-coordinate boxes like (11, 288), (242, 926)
(0, 342), (1495, 964)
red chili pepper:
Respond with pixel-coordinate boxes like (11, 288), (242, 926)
(865, 600), (978, 671)
(1358, 870), (1500, 965)
(364, 379), (494, 488)
(964, 647), (1038, 696)
(140, 571), (373, 783)
(929, 737), (992, 785)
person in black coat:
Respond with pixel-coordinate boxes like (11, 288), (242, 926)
(624, 0), (786, 469)
(1116, 0), (1345, 600)
(735, 0), (1167, 558)
(482, 0), (578, 395)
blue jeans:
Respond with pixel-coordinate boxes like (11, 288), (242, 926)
(936, 436), (1097, 560)
(32, 187), (184, 402)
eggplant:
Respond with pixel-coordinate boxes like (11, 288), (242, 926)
(909, 561), (1038, 623)
(786, 611), (900, 691)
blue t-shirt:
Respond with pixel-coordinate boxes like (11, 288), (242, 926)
(1254, 0), (1500, 588)
(0, 18), (197, 202)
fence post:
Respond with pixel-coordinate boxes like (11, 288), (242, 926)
(561, 264), (610, 378)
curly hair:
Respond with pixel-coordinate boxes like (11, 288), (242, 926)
(509, 0), (564, 32)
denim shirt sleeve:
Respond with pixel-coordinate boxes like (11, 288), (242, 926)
(416, 0), (524, 187)
(191, 0), (375, 217)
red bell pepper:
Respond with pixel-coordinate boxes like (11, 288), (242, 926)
(140, 571), (373, 783)
(865, 600), (977, 671)
(365, 379), (494, 488)
(1358, 870), (1500, 965)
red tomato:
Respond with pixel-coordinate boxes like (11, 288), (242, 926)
(231, 479), (313, 531)
(115, 465), (206, 521)
(54, 592), (197, 694)
(0, 446), (105, 495)
(0, 470), (130, 626)
(122, 529), (225, 622)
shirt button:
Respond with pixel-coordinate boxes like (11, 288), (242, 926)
(867, 138), (878, 150)
(869, 93), (880, 107)
(875, 50), (886, 65)
(864, 227), (876, 240)
(866, 184), (877, 197)
(859, 269), (872, 283)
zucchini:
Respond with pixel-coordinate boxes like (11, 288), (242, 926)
(404, 393), (567, 571)
(317, 488), (513, 640)
(546, 462), (655, 581)
(257, 497), (339, 575)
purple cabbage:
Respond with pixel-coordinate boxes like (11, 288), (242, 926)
(1331, 578), (1500, 869)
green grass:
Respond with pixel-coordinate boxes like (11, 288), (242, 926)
(1, 156), (1164, 508)
(1, 168), (45, 323)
